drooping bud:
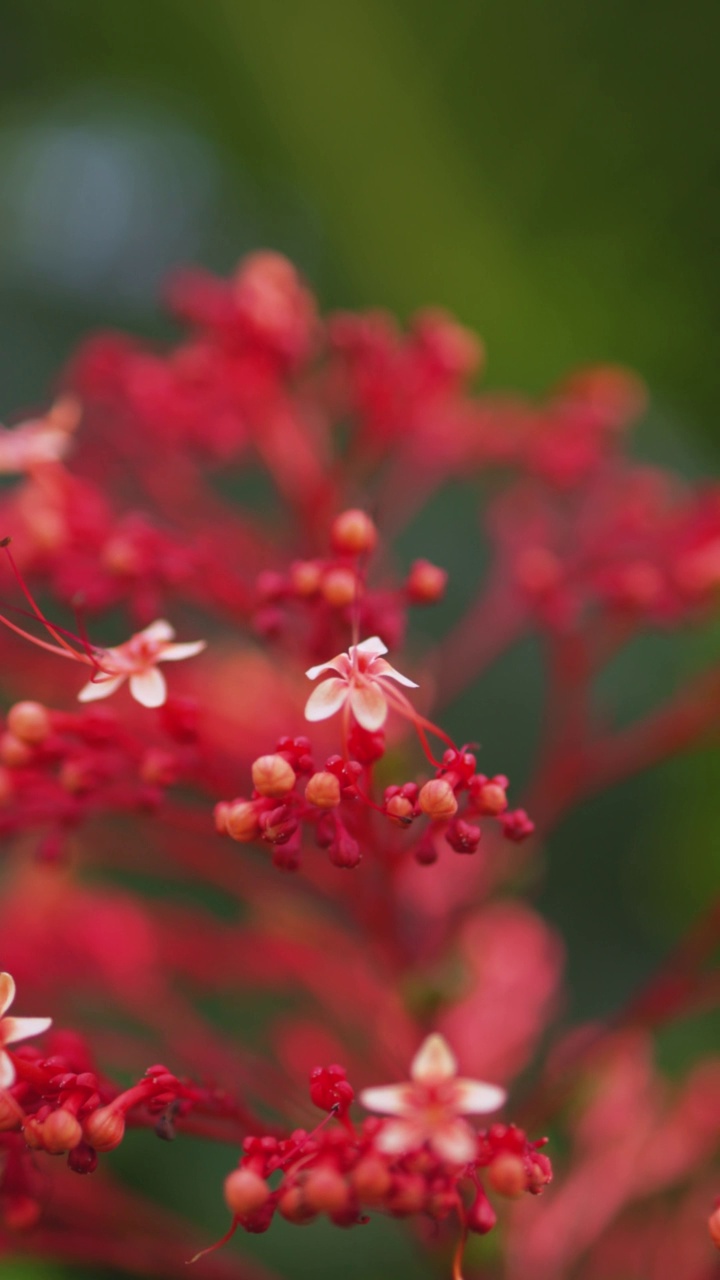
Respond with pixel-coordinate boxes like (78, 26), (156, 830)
(331, 509), (378, 556)
(7, 701), (51, 745)
(224, 1168), (272, 1217)
(321, 567), (357, 608)
(467, 1186), (497, 1234)
(225, 800), (261, 843)
(67, 1142), (98, 1174)
(83, 1106), (126, 1152)
(41, 1108), (83, 1154)
(252, 754), (297, 798)
(305, 771), (341, 809)
(418, 778), (458, 821)
(406, 560), (448, 604)
(488, 1153), (527, 1198)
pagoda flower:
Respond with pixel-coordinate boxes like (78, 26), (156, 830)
(0, 541), (205, 709)
(304, 635), (419, 733)
(0, 972), (52, 1088)
(0, 395), (81, 474)
(360, 1033), (506, 1164)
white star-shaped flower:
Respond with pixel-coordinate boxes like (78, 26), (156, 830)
(0, 973), (52, 1088)
(304, 636), (418, 733)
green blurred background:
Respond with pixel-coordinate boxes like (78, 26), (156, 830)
(1, 2), (719, 1276)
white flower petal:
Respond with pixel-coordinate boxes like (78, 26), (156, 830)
(359, 1084), (414, 1116)
(158, 640), (207, 662)
(429, 1119), (477, 1165)
(411, 1034), (457, 1085)
(0, 1050), (15, 1088)
(374, 1118), (425, 1156)
(305, 654), (350, 681)
(2, 1016), (52, 1046)
(353, 636), (388, 659)
(452, 1079), (507, 1115)
(140, 619), (175, 643)
(129, 667), (167, 708)
(0, 974), (15, 1018)
(77, 674), (126, 703)
(304, 677), (350, 722)
(372, 658), (419, 688)
(350, 682), (388, 731)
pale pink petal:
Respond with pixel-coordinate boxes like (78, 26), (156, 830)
(77, 674), (126, 703)
(129, 667), (167, 708)
(411, 1034), (457, 1084)
(158, 640), (207, 662)
(2, 1016), (52, 1046)
(429, 1119), (477, 1164)
(372, 658), (419, 688)
(304, 677), (350, 722)
(374, 1118), (426, 1156)
(359, 1084), (415, 1116)
(140, 619), (175, 643)
(0, 1050), (15, 1088)
(0, 974), (15, 1017)
(353, 636), (388, 659)
(349, 682), (388, 731)
(305, 654), (351, 681)
(452, 1078), (507, 1115)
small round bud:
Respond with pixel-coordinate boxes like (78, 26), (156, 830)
(407, 560), (448, 604)
(321, 567), (357, 608)
(68, 1141), (98, 1174)
(225, 800), (261, 843)
(0, 733), (32, 768)
(352, 1156), (392, 1205)
(41, 1108), (83, 1154)
(418, 778), (458, 821)
(252, 754), (297, 798)
(385, 794), (414, 825)
(290, 560), (322, 597)
(470, 778), (507, 815)
(305, 771), (341, 809)
(709, 1205), (720, 1250)
(467, 1188), (497, 1234)
(7, 701), (50, 745)
(331, 509), (378, 556)
(302, 1165), (350, 1215)
(224, 1168), (271, 1217)
(277, 1185), (316, 1224)
(83, 1106), (125, 1152)
(488, 1153), (527, 1199)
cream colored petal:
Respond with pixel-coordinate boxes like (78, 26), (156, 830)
(304, 677), (349, 722)
(140, 619), (175, 643)
(374, 1118), (425, 1156)
(359, 1084), (414, 1116)
(452, 1078), (507, 1115)
(353, 636), (388, 659)
(129, 667), (167, 708)
(305, 653), (351, 681)
(0, 1050), (15, 1088)
(158, 640), (207, 662)
(77, 674), (125, 703)
(2, 1016), (52, 1046)
(372, 658), (419, 688)
(349, 682), (388, 731)
(429, 1119), (477, 1165)
(411, 1033), (457, 1084)
(0, 974), (15, 1017)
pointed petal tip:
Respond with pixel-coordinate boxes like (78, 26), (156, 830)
(0, 973), (15, 1017)
(411, 1033), (457, 1084)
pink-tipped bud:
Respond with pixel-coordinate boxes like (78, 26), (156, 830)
(277, 1185), (316, 1224)
(252, 754), (297, 798)
(352, 1156), (392, 1205)
(0, 732), (32, 768)
(224, 1167), (271, 1217)
(290, 560), (322, 597)
(7, 701), (51, 745)
(418, 778), (458, 821)
(407, 559), (448, 604)
(488, 1153), (527, 1199)
(467, 1187), (497, 1234)
(83, 1106), (126, 1152)
(385, 794), (414, 825)
(321, 567), (357, 608)
(302, 1165), (350, 1215)
(709, 1205), (720, 1250)
(470, 778), (508, 815)
(225, 800), (261, 843)
(41, 1108), (83, 1154)
(331, 509), (378, 556)
(305, 771), (341, 809)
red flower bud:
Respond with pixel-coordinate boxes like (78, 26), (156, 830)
(224, 1168), (271, 1217)
(488, 1153), (527, 1198)
(7, 701), (51, 744)
(305, 771), (341, 808)
(41, 1108), (83, 1154)
(252, 754), (297, 798)
(331, 509), (378, 556)
(83, 1107), (126, 1152)
(418, 779), (458, 821)
(406, 560), (448, 604)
